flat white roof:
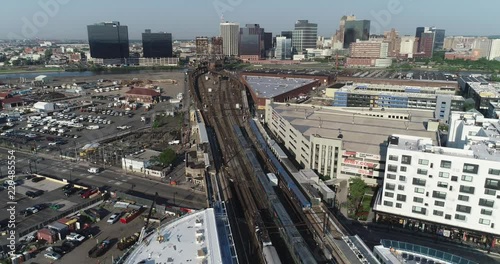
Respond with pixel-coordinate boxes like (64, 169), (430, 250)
(124, 209), (222, 264)
(244, 75), (316, 99)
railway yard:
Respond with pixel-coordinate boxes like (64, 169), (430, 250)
(190, 68), (361, 264)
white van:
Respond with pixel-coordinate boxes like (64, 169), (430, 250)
(88, 167), (101, 174)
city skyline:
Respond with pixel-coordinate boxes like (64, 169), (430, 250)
(1, 0), (499, 40)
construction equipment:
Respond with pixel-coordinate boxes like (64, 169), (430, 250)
(138, 192), (158, 243)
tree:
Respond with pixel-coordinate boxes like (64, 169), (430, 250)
(151, 148), (176, 167)
(44, 48), (53, 61)
(347, 177), (368, 214)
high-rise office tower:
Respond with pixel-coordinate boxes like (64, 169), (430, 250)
(333, 15), (356, 44)
(384, 28), (401, 57)
(220, 22), (240, 56)
(210, 37), (224, 55)
(432, 29), (445, 50)
(87, 21), (129, 59)
(418, 32), (435, 57)
(142, 29), (173, 58)
(239, 24), (265, 60)
(281, 31), (293, 40)
(292, 20), (318, 52)
(343, 20), (371, 49)
(275, 36), (292, 60)
(264, 32), (273, 55)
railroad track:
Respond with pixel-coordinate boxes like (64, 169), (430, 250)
(192, 70), (267, 264)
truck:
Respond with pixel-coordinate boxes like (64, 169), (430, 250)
(88, 240), (110, 258)
(117, 233), (140, 251)
(86, 125), (100, 130)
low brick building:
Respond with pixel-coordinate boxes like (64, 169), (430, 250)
(125, 87), (161, 103)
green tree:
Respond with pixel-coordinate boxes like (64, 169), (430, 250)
(44, 48), (53, 61)
(347, 177), (368, 213)
(151, 148), (176, 166)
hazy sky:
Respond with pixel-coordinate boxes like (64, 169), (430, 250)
(0, 0), (498, 40)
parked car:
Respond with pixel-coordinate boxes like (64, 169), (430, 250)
(46, 246), (67, 255)
(25, 191), (36, 198)
(25, 207), (39, 214)
(64, 188), (77, 197)
(62, 184), (73, 191)
(66, 233), (86, 242)
(107, 213), (121, 224)
(44, 252), (61, 260)
(88, 167), (101, 174)
(34, 190), (44, 197)
(31, 177), (45, 183)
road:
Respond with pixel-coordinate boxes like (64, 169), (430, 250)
(0, 147), (207, 209)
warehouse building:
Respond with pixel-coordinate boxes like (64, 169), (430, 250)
(125, 87), (161, 104)
(242, 75), (320, 109)
(264, 101), (437, 185)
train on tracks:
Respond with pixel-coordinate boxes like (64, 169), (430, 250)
(233, 125), (317, 264)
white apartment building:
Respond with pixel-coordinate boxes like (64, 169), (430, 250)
(489, 39), (500, 61)
(374, 112), (500, 239)
(220, 22), (239, 56)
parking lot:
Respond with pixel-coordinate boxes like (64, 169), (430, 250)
(24, 203), (163, 264)
(341, 69), (458, 81)
(0, 175), (97, 239)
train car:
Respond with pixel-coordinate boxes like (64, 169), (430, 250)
(262, 245), (282, 264)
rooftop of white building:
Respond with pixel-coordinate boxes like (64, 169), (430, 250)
(124, 149), (161, 162)
(331, 83), (462, 100)
(124, 209), (222, 264)
(271, 103), (438, 157)
(468, 82), (500, 98)
(243, 75), (317, 99)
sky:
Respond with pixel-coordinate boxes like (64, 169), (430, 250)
(0, 0), (498, 40)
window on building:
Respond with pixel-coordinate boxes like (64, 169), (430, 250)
(445, 214), (451, 220)
(463, 163), (479, 174)
(401, 155), (412, 165)
(417, 169), (428, 175)
(383, 201), (393, 207)
(397, 194), (407, 202)
(400, 166), (407, 172)
(459, 185), (475, 194)
(388, 155), (398, 161)
(412, 178), (426, 186)
(433, 210), (444, 217)
(439, 172), (450, 178)
(458, 195), (469, 202)
(385, 183), (395, 191)
(413, 197), (424, 203)
(435, 200), (445, 207)
(399, 175), (406, 182)
(384, 192), (394, 198)
(455, 214), (466, 221)
(489, 168), (500, 176)
(415, 187), (425, 194)
(412, 206), (426, 215)
(418, 159), (429, 165)
(432, 191), (447, 199)
(387, 174), (396, 180)
(461, 175), (473, 182)
(479, 199), (494, 208)
(441, 160), (452, 169)
(479, 219), (491, 225)
(396, 203), (402, 208)
(388, 165), (398, 172)
(437, 182), (448, 188)
(481, 209), (493, 216)
(451, 176), (458, 182)
(398, 185), (405, 191)
(456, 205), (471, 214)
(485, 179), (500, 190)
(485, 189), (496, 196)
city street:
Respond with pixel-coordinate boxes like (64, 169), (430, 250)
(0, 147), (207, 209)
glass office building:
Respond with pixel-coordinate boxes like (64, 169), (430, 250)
(87, 21), (129, 59)
(292, 20), (318, 52)
(142, 29), (173, 58)
(343, 20), (371, 49)
(239, 24), (264, 58)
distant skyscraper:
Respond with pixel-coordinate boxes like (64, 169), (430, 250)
(275, 36), (292, 60)
(264, 32), (273, 54)
(343, 20), (370, 49)
(142, 29), (173, 58)
(292, 20), (318, 52)
(87, 21), (129, 59)
(210, 37), (224, 55)
(281, 31), (293, 40)
(195, 37), (209, 55)
(220, 22), (240, 56)
(333, 15), (356, 45)
(384, 28), (400, 57)
(418, 32), (435, 58)
(239, 24), (265, 60)
(432, 29), (445, 50)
